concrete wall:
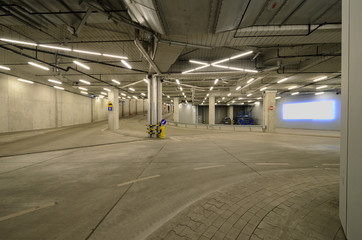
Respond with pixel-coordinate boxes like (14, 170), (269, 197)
(198, 106), (228, 124)
(247, 103), (263, 125)
(275, 92), (341, 130)
(92, 97), (108, 122)
(179, 103), (197, 124)
(130, 99), (136, 115)
(122, 100), (130, 116)
(0, 74), (108, 133)
(137, 100), (143, 114)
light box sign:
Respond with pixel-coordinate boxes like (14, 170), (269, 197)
(282, 100), (335, 121)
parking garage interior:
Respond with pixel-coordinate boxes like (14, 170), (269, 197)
(0, 0), (361, 240)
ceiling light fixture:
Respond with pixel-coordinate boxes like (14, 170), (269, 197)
(102, 54), (127, 59)
(238, 97), (243, 100)
(143, 79), (149, 83)
(0, 65), (10, 70)
(257, 97), (262, 99)
(79, 79), (90, 85)
(17, 78), (33, 84)
(291, 92), (299, 95)
(236, 86), (241, 90)
(260, 87), (267, 91)
(112, 79), (120, 85)
(277, 78), (289, 83)
(121, 60), (132, 69)
(101, 92), (107, 95)
(121, 93), (126, 96)
(315, 92), (325, 95)
(129, 87), (135, 91)
(247, 78), (255, 84)
(78, 87), (87, 91)
(210, 86), (213, 91)
(48, 79), (62, 84)
(206, 93), (209, 97)
(167, 95), (170, 98)
(247, 93), (252, 97)
(0, 38), (37, 46)
(276, 96), (281, 99)
(28, 62), (49, 70)
(189, 60), (209, 65)
(80, 91), (88, 95)
(132, 96), (138, 99)
(214, 79), (219, 84)
(180, 86), (183, 91)
(103, 88), (111, 92)
(228, 93), (231, 96)
(73, 49), (101, 55)
(229, 51), (253, 60)
(73, 61), (90, 70)
(38, 44), (71, 51)
(313, 76), (328, 82)
(316, 85), (327, 89)
(54, 86), (64, 90)
(288, 86), (298, 90)
(176, 79), (180, 84)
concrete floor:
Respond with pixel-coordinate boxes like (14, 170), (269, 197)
(0, 115), (345, 240)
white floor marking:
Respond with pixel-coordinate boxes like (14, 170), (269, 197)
(322, 163), (340, 166)
(117, 175), (161, 187)
(0, 202), (56, 222)
(255, 163), (290, 166)
(194, 165), (225, 170)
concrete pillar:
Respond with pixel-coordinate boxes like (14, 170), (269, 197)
(340, 1), (362, 238)
(209, 95), (215, 125)
(123, 99), (130, 117)
(227, 106), (233, 120)
(173, 97), (179, 122)
(148, 76), (162, 137)
(262, 91), (276, 132)
(107, 88), (119, 130)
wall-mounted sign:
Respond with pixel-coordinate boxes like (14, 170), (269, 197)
(108, 101), (113, 111)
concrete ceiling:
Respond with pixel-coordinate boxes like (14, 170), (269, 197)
(0, 0), (341, 105)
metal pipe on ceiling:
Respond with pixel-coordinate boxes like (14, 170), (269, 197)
(134, 38), (162, 75)
(154, 35), (213, 49)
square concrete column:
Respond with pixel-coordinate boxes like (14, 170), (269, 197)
(340, 1), (362, 238)
(122, 99), (130, 116)
(107, 88), (119, 130)
(262, 90), (276, 132)
(227, 106), (233, 120)
(209, 95), (215, 125)
(173, 97), (179, 122)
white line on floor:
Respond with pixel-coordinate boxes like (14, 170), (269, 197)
(117, 175), (161, 187)
(194, 165), (225, 170)
(101, 127), (107, 132)
(0, 202), (56, 222)
(255, 163), (290, 166)
(322, 163), (340, 166)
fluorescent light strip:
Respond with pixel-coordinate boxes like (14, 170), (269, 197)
(141, 93), (146, 96)
(78, 87), (87, 91)
(182, 69), (196, 74)
(212, 58), (229, 65)
(236, 86), (241, 90)
(291, 92), (299, 95)
(143, 79), (149, 83)
(104, 88), (111, 92)
(276, 96), (281, 99)
(121, 93), (126, 96)
(316, 85), (327, 89)
(260, 87), (267, 91)
(227, 93), (231, 96)
(73, 49), (101, 55)
(38, 44), (71, 51)
(48, 79), (62, 84)
(247, 93), (252, 97)
(176, 79), (180, 84)
(17, 78), (33, 84)
(315, 92), (325, 95)
(101, 92), (107, 95)
(247, 78), (255, 84)
(127, 96), (131, 99)
(102, 54), (127, 59)
(79, 79), (90, 85)
(54, 86), (64, 90)
(129, 88), (135, 91)
(28, 62), (49, 70)
(210, 86), (213, 91)
(313, 76), (328, 82)
(0, 65), (10, 70)
(73, 61), (90, 70)
(132, 96), (138, 99)
(180, 87), (183, 91)
(230, 51), (253, 60)
(257, 97), (262, 99)
(121, 60), (132, 69)
(112, 79), (120, 85)
(277, 78), (288, 83)
(288, 86), (298, 90)
(189, 60), (209, 65)
(80, 91), (88, 95)
(0, 38), (37, 46)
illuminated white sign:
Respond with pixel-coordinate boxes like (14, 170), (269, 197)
(282, 100), (335, 120)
